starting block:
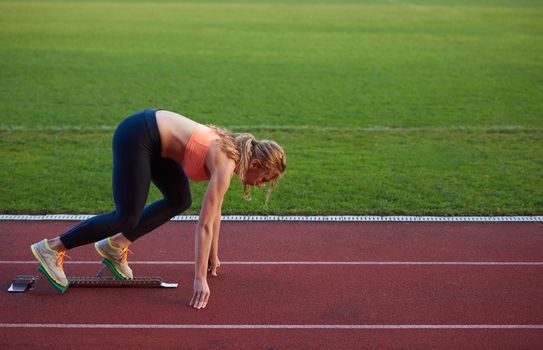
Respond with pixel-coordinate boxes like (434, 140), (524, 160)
(8, 275), (37, 293)
(8, 265), (178, 293)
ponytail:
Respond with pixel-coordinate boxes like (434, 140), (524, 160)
(207, 125), (286, 204)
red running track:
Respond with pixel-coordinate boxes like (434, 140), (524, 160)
(1, 220), (542, 349)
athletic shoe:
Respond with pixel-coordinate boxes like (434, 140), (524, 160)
(94, 238), (133, 280)
(30, 239), (69, 293)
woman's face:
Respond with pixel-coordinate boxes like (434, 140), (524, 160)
(244, 160), (274, 187)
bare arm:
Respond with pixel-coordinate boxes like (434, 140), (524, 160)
(208, 213), (221, 276)
(189, 164), (232, 309)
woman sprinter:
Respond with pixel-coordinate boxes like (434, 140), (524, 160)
(30, 109), (286, 309)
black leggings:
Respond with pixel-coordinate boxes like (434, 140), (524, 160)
(60, 109), (192, 249)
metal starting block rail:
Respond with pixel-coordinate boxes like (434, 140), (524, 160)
(68, 275), (178, 288)
(7, 266), (178, 293)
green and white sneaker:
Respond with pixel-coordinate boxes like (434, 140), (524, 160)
(95, 238), (133, 280)
(30, 239), (69, 293)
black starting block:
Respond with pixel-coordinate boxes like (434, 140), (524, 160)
(7, 265), (178, 293)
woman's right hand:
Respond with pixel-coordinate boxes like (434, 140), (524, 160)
(190, 278), (210, 309)
(208, 255), (221, 276)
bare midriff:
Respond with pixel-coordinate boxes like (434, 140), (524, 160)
(155, 110), (199, 163)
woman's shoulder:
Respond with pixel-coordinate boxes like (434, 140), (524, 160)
(208, 142), (236, 172)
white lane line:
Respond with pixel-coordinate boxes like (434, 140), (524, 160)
(2, 124), (540, 133)
(2, 261), (543, 266)
(1, 214), (542, 222)
(0, 323), (542, 329)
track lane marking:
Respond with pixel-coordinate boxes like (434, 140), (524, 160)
(2, 261), (543, 266)
(1, 214), (542, 222)
(0, 323), (542, 329)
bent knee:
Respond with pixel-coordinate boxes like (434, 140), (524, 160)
(111, 214), (140, 233)
(170, 196), (192, 214)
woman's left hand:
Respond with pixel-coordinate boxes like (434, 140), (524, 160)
(208, 255), (220, 276)
(190, 278), (210, 309)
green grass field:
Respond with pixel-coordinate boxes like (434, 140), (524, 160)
(1, 0), (542, 215)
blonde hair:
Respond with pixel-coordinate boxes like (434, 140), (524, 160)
(208, 125), (287, 205)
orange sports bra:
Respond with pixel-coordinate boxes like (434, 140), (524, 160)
(182, 125), (220, 181)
